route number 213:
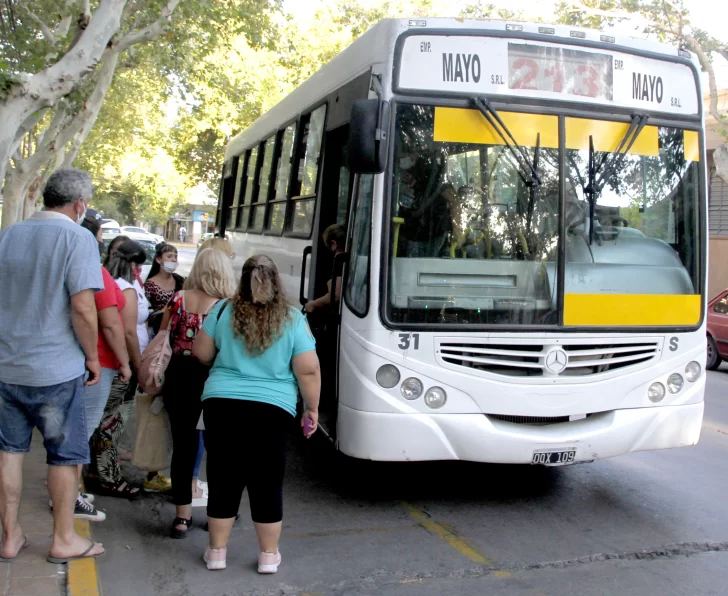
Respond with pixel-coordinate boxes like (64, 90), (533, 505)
(398, 333), (420, 350)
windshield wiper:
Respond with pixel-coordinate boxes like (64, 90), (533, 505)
(471, 97), (541, 189)
(584, 113), (649, 244)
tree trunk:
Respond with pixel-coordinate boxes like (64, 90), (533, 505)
(0, 0), (127, 228)
(716, 144), (728, 185)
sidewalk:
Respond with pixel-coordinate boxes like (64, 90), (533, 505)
(1, 433), (100, 596)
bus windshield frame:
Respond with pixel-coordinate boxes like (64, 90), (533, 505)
(380, 97), (705, 333)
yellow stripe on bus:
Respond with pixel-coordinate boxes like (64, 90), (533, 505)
(564, 118), (659, 157)
(684, 130), (700, 162)
(564, 294), (701, 326)
(434, 108), (559, 148)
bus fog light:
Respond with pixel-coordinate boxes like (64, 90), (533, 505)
(648, 382), (666, 403)
(424, 387), (447, 409)
(685, 361), (701, 382)
(667, 373), (684, 394)
(401, 378), (423, 400)
(376, 364), (400, 388)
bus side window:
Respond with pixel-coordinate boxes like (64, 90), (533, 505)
(238, 147), (258, 231)
(288, 104), (327, 236)
(229, 153), (245, 229)
(345, 175), (374, 317)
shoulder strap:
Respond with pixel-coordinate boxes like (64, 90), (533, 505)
(216, 299), (230, 321)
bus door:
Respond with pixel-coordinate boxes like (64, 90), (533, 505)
(307, 124), (353, 435)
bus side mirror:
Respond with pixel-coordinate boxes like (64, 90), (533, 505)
(347, 99), (390, 174)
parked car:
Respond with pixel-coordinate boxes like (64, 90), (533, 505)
(120, 225), (164, 245)
(100, 219), (122, 243)
(706, 290), (728, 369)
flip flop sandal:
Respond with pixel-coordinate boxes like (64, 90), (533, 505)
(0, 535), (28, 561)
(47, 541), (104, 564)
(171, 517), (191, 539)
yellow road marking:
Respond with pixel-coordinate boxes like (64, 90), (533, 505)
(402, 502), (491, 565)
(494, 570), (512, 579)
(68, 517), (101, 596)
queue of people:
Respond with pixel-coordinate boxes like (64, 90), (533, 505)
(0, 168), (321, 573)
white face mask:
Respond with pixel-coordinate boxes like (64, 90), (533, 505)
(162, 261), (178, 273)
(76, 207), (87, 225)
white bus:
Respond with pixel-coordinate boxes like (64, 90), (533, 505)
(216, 18), (706, 465)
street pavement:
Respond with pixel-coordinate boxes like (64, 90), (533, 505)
(89, 362), (728, 596)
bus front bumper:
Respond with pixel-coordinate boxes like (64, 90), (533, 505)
(336, 401), (704, 463)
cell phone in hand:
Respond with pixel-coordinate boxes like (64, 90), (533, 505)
(303, 417), (315, 438)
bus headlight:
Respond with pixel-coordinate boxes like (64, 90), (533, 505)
(376, 364), (401, 388)
(685, 361), (701, 382)
(648, 382), (666, 403)
(401, 378), (423, 400)
(424, 387), (447, 409)
(667, 373), (684, 394)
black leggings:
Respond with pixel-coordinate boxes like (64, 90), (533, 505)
(163, 355), (208, 506)
(203, 398), (291, 522)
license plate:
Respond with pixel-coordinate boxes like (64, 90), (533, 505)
(532, 449), (577, 466)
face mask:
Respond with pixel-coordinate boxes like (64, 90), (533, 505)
(76, 207), (87, 225)
(133, 267), (143, 285)
(162, 261), (178, 273)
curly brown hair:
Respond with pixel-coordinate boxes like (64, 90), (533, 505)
(232, 255), (291, 355)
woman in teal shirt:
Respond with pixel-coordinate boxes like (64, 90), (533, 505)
(192, 255), (320, 573)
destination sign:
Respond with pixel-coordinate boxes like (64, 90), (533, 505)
(397, 36), (699, 115)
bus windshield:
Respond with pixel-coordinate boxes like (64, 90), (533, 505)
(387, 104), (700, 326)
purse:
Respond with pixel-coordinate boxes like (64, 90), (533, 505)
(138, 292), (183, 396)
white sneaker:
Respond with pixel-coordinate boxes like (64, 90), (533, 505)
(258, 550), (281, 574)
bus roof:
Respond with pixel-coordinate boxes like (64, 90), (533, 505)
(224, 18), (698, 161)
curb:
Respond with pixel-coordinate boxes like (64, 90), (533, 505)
(67, 518), (102, 596)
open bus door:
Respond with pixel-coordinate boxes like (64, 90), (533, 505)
(302, 124), (353, 439)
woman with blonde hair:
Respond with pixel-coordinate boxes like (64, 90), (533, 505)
(157, 248), (236, 538)
(192, 255), (320, 573)
(197, 237), (233, 259)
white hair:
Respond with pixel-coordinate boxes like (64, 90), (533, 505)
(43, 169), (93, 208)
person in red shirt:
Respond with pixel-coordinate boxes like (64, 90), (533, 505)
(77, 211), (131, 520)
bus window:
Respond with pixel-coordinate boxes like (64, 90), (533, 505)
(267, 124), (297, 235)
(345, 174), (374, 317)
(251, 136), (276, 233)
(388, 104), (559, 325)
(564, 122), (698, 297)
(288, 104), (327, 236)
(290, 200), (316, 235)
(274, 125), (296, 201)
(300, 105), (326, 196)
(238, 147), (258, 231)
(228, 157), (244, 229)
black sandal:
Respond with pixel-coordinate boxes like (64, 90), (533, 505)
(171, 517), (191, 539)
(92, 480), (141, 500)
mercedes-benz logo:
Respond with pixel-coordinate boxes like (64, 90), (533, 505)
(544, 349), (568, 374)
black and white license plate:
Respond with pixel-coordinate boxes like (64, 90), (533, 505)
(532, 449), (577, 466)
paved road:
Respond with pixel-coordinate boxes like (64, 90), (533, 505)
(92, 367), (728, 596)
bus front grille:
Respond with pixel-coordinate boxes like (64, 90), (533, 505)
(487, 414), (571, 425)
(436, 339), (661, 378)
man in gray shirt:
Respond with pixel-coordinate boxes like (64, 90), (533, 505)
(0, 169), (105, 563)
